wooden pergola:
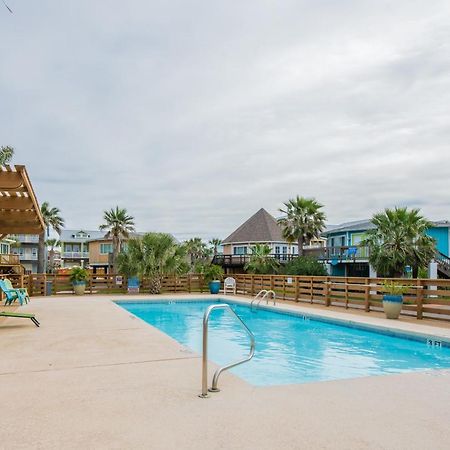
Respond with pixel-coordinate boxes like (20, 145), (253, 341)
(0, 165), (45, 240)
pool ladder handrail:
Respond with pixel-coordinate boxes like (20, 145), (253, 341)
(199, 304), (255, 398)
(251, 290), (276, 310)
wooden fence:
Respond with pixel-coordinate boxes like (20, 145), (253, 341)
(1, 273), (449, 322)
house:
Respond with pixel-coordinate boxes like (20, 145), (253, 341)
(315, 219), (450, 278)
(9, 234), (40, 273)
(60, 230), (105, 268)
(214, 208), (298, 272)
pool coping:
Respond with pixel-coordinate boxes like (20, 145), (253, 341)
(115, 294), (450, 347)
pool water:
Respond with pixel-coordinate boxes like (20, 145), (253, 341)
(117, 300), (450, 386)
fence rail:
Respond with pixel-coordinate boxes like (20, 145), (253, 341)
(1, 273), (449, 322)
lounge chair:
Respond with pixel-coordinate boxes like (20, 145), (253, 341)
(0, 279), (27, 306)
(223, 277), (236, 295)
(4, 279), (30, 304)
(0, 311), (40, 327)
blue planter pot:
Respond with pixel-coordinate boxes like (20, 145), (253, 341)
(209, 281), (221, 294)
(383, 295), (403, 319)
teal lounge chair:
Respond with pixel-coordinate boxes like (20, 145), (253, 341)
(0, 279), (26, 305)
(4, 279), (30, 304)
(0, 311), (40, 327)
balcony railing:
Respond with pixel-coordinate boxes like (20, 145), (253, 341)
(62, 252), (89, 259)
(212, 254), (297, 267)
(212, 246), (370, 267)
(16, 254), (38, 261)
(0, 254), (20, 265)
(303, 245), (369, 261)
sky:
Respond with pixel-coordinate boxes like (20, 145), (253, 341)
(1, 1), (450, 241)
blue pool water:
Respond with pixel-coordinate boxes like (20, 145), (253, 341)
(117, 299), (450, 386)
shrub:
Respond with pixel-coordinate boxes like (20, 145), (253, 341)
(282, 256), (328, 276)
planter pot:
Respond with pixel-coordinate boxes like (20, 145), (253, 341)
(383, 295), (403, 319)
(73, 281), (86, 296)
(209, 280), (221, 294)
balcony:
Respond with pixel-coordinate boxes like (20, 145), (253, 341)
(0, 254), (20, 265)
(17, 254), (38, 261)
(212, 246), (370, 268)
(212, 254), (297, 267)
(62, 252), (89, 259)
(303, 246), (370, 261)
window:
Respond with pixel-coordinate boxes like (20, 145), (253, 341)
(65, 244), (72, 252)
(32, 248), (38, 256)
(275, 246), (280, 255)
(233, 246), (247, 255)
(100, 243), (113, 254)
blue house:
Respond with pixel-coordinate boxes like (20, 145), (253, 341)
(314, 219), (450, 278)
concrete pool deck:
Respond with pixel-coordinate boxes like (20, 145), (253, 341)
(1, 294), (449, 449)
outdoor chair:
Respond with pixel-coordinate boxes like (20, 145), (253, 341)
(0, 311), (40, 327)
(4, 279), (30, 304)
(223, 277), (236, 295)
(0, 279), (27, 306)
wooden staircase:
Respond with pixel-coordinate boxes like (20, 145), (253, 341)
(436, 252), (450, 278)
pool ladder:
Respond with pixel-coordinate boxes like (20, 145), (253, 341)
(199, 304), (255, 398)
(251, 290), (276, 311)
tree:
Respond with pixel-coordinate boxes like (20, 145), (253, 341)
(209, 238), (222, 257)
(46, 238), (61, 273)
(244, 244), (280, 274)
(0, 145), (14, 165)
(184, 237), (212, 267)
(278, 196), (326, 257)
(99, 206), (135, 273)
(117, 233), (188, 294)
(38, 202), (65, 273)
(362, 207), (436, 278)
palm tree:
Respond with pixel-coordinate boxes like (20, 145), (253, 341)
(99, 206), (135, 273)
(362, 207), (436, 278)
(209, 238), (222, 257)
(117, 233), (188, 294)
(46, 238), (61, 273)
(278, 196), (326, 257)
(38, 202), (65, 273)
(184, 237), (212, 266)
(244, 244), (280, 274)
(0, 145), (14, 165)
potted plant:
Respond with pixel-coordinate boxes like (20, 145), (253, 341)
(203, 264), (224, 294)
(381, 280), (409, 319)
(69, 266), (89, 295)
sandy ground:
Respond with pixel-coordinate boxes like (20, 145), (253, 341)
(1, 294), (449, 450)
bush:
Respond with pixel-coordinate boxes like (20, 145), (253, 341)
(282, 256), (328, 276)
(69, 266), (89, 283)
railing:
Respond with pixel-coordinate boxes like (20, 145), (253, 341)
(62, 252), (89, 258)
(303, 246), (370, 261)
(200, 304), (255, 398)
(436, 252), (450, 277)
(0, 254), (20, 265)
(1, 273), (450, 322)
(16, 253), (38, 261)
(212, 254), (297, 266)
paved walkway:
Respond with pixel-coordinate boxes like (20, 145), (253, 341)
(1, 295), (449, 449)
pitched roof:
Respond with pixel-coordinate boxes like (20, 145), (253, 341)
(222, 208), (284, 244)
(59, 229), (105, 243)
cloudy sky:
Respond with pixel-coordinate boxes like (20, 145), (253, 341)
(1, 1), (450, 240)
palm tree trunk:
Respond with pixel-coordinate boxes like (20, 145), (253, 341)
(297, 236), (304, 257)
(37, 232), (46, 273)
(149, 275), (162, 294)
(112, 235), (119, 273)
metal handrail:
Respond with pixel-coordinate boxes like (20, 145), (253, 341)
(250, 290), (267, 309)
(251, 290), (276, 310)
(199, 304), (255, 398)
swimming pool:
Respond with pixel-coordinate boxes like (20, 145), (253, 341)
(116, 299), (450, 386)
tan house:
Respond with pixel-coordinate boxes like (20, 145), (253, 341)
(214, 208), (299, 272)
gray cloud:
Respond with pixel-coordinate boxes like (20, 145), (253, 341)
(1, 0), (450, 240)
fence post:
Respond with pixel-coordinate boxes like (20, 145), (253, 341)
(310, 277), (314, 304)
(364, 278), (370, 312)
(324, 277), (330, 307)
(295, 277), (299, 302)
(188, 274), (191, 293)
(200, 274), (204, 293)
(416, 280), (423, 320)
